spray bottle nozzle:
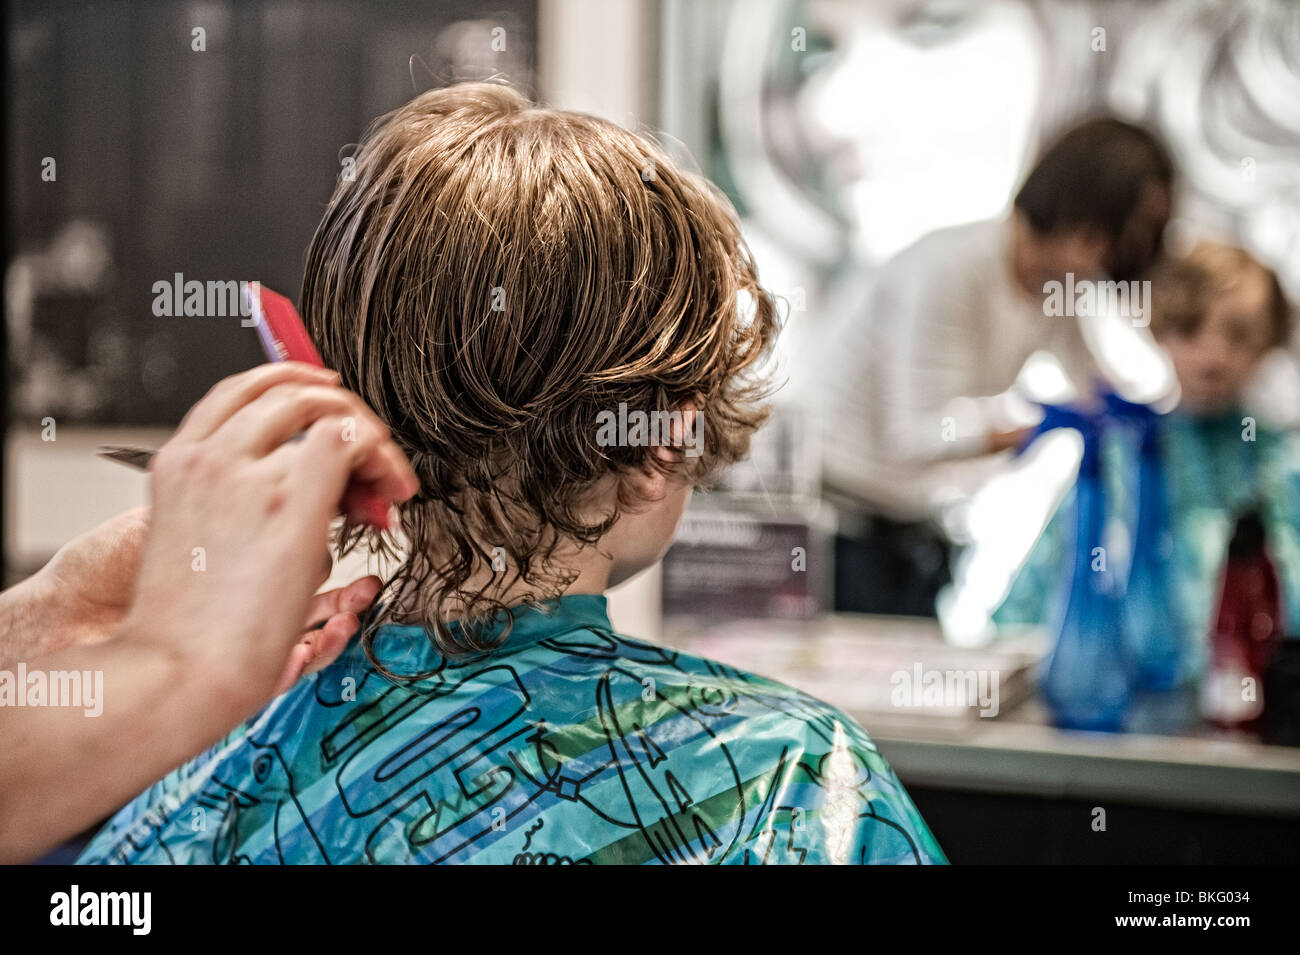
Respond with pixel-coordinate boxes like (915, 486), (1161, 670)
(1228, 507), (1267, 558)
(1015, 401), (1103, 471)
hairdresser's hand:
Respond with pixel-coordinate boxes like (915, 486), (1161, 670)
(986, 426), (1034, 455)
(0, 363), (417, 863)
(275, 574), (384, 695)
(0, 506), (384, 691)
(119, 362), (418, 721)
(0, 509), (150, 670)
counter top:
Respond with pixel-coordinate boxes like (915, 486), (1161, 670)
(661, 613), (1300, 817)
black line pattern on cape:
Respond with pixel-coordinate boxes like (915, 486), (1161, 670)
(84, 625), (928, 865)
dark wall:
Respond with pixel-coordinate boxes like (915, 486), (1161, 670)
(6, 0), (537, 426)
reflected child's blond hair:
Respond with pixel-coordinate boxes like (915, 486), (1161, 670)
(1150, 241), (1292, 348)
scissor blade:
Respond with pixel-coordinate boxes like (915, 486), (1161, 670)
(96, 445), (158, 471)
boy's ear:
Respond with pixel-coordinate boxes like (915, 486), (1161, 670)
(629, 401), (701, 505)
(623, 461), (669, 507)
(651, 400), (702, 465)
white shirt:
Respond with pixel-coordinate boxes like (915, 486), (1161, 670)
(818, 215), (1167, 523)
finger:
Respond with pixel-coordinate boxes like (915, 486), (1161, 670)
(281, 415), (403, 521)
(274, 610), (359, 697)
(273, 642), (315, 697)
(303, 576), (382, 630)
(174, 363), (339, 443)
(301, 614), (357, 677)
(294, 414), (419, 511)
(213, 383), (373, 459)
(344, 436), (421, 504)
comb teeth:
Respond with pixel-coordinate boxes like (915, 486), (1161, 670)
(245, 281), (324, 366)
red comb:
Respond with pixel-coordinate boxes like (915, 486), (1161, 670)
(247, 282), (324, 365)
(246, 282), (391, 530)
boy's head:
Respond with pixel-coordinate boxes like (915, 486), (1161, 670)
(300, 82), (778, 654)
(1012, 116), (1174, 288)
(1151, 242), (1292, 413)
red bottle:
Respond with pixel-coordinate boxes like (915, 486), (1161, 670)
(1200, 509), (1285, 730)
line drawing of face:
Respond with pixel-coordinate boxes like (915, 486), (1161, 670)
(790, 0), (1045, 261)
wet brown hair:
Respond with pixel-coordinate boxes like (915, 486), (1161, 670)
(1150, 242), (1292, 348)
(300, 82), (779, 667)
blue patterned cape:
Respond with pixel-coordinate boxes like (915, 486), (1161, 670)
(77, 595), (945, 865)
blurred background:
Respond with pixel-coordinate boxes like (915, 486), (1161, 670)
(7, 0), (1300, 862)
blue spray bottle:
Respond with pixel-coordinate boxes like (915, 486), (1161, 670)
(1026, 403), (1134, 731)
(1104, 393), (1180, 689)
